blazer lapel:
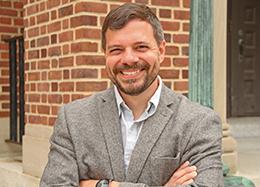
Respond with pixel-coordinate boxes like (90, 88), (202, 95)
(99, 88), (125, 181)
(125, 85), (179, 182)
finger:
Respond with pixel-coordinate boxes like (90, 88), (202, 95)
(170, 166), (197, 182)
(182, 179), (194, 185)
(177, 161), (190, 170)
(174, 171), (197, 185)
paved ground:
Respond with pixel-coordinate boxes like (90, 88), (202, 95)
(229, 117), (260, 187)
(236, 137), (260, 187)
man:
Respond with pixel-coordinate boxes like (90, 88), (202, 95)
(40, 3), (223, 187)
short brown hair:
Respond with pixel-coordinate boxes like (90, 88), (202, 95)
(101, 3), (164, 50)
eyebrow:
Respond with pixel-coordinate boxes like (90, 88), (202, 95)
(107, 41), (150, 50)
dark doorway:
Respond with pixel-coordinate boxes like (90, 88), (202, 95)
(227, 0), (260, 117)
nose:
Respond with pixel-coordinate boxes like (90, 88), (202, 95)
(121, 48), (139, 65)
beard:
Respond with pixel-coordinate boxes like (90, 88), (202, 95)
(109, 61), (159, 96)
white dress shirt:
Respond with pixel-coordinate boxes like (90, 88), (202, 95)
(114, 76), (162, 172)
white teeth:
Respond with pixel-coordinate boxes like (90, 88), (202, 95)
(122, 70), (140, 75)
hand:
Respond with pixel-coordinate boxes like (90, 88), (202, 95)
(165, 161), (197, 187)
(80, 180), (119, 187)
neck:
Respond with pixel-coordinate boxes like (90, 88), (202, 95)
(119, 78), (159, 120)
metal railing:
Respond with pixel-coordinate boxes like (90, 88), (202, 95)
(4, 36), (25, 144)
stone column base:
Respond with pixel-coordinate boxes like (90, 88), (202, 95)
(22, 124), (53, 178)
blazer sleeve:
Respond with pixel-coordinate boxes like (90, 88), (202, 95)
(40, 105), (79, 187)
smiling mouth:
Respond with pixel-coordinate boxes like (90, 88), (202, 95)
(121, 69), (141, 75)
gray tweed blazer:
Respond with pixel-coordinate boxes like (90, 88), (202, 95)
(40, 84), (223, 187)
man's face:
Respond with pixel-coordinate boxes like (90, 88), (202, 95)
(105, 19), (165, 96)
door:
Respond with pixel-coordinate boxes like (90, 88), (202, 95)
(228, 0), (260, 117)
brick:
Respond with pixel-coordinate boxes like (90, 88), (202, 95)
(182, 46), (189, 56)
(174, 10), (190, 20)
(51, 10), (57, 20)
(51, 59), (58, 68)
(101, 68), (108, 79)
(183, 23), (190, 32)
(161, 57), (171, 67)
(2, 103), (9, 109)
(151, 0), (179, 7)
(47, 0), (60, 9)
(28, 72), (40, 81)
(0, 78), (8, 84)
(41, 49), (47, 58)
(31, 61), (36, 70)
(28, 27), (39, 37)
(0, 43), (8, 50)
(51, 82), (58, 92)
(37, 36), (49, 47)
(71, 68), (98, 79)
(161, 21), (180, 31)
(48, 94), (62, 104)
(59, 82), (74, 92)
(41, 94), (47, 103)
(182, 69), (188, 79)
(42, 71), (47, 80)
(62, 19), (69, 29)
(0, 17), (12, 24)
(26, 4), (38, 16)
(40, 25), (47, 35)
(173, 34), (189, 44)
(76, 81), (107, 92)
(48, 71), (62, 80)
(28, 94), (40, 102)
(173, 58), (189, 67)
(163, 81), (172, 89)
(29, 115), (47, 125)
(165, 46), (179, 55)
(49, 117), (57, 126)
(51, 106), (59, 115)
(135, 0), (149, 3)
(159, 69), (180, 79)
(75, 28), (100, 40)
(159, 9), (172, 18)
(0, 8), (17, 16)
(28, 50), (39, 59)
(37, 83), (49, 92)
(51, 34), (57, 44)
(30, 83), (36, 91)
(63, 94), (70, 103)
(1, 52), (8, 59)
(37, 105), (50, 114)
(48, 46), (61, 56)
(59, 31), (73, 43)
(0, 26), (18, 33)
(71, 42), (98, 53)
(72, 94), (85, 101)
(76, 55), (105, 66)
(39, 2), (45, 11)
(37, 60), (50, 69)
(48, 21), (61, 33)
(0, 111), (9, 117)
(14, 18), (24, 26)
(174, 81), (188, 91)
(59, 56), (73, 67)
(0, 1), (11, 7)
(29, 17), (35, 26)
(71, 15), (97, 27)
(183, 0), (190, 8)
(75, 2), (107, 13)
(14, 2), (24, 8)
(37, 12), (49, 24)
(59, 5), (73, 18)
(62, 44), (69, 55)
(63, 69), (70, 79)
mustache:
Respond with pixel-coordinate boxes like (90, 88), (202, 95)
(113, 62), (150, 74)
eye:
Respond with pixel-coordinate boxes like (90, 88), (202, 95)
(109, 48), (122, 55)
(136, 45), (149, 52)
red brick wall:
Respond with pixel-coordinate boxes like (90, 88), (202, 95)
(23, 0), (190, 126)
(0, 0), (24, 118)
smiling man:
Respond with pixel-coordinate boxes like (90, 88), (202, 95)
(40, 3), (223, 187)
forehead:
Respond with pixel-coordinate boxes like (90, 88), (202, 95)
(105, 19), (156, 46)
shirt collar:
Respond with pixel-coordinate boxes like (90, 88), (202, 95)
(114, 76), (163, 116)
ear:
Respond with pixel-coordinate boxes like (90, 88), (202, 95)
(158, 40), (166, 63)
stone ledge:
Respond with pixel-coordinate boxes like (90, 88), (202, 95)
(0, 157), (40, 187)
